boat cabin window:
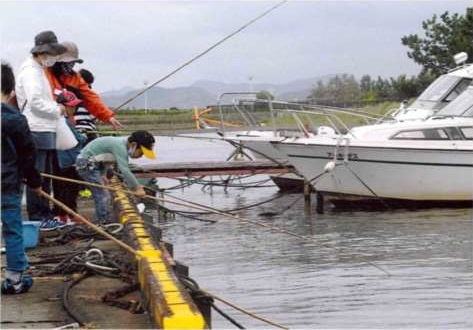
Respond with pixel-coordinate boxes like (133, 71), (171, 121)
(460, 127), (473, 139)
(444, 127), (464, 140)
(436, 86), (473, 117)
(417, 75), (472, 103)
(444, 78), (472, 102)
(391, 128), (450, 140)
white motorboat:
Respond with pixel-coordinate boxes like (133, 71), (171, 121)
(219, 53), (473, 163)
(272, 85), (473, 208)
(217, 53), (473, 194)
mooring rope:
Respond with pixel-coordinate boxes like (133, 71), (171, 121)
(114, 0), (288, 110)
(344, 163), (391, 210)
(41, 173), (391, 276)
(207, 292), (288, 329)
(179, 274), (287, 329)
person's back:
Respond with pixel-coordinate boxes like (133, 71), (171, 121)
(80, 136), (127, 163)
(1, 61), (42, 294)
(74, 106), (97, 136)
(79, 136), (140, 188)
(1, 103), (41, 193)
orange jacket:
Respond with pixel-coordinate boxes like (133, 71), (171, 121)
(45, 69), (115, 123)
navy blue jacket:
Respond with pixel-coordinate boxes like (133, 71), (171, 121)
(1, 103), (42, 193)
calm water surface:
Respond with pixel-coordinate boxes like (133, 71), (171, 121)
(136, 135), (473, 329)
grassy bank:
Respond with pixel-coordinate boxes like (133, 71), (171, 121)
(97, 101), (401, 134)
(97, 109), (195, 134)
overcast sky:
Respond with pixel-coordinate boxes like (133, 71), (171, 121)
(2, 1), (471, 92)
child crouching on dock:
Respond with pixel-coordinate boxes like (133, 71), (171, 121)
(75, 130), (156, 224)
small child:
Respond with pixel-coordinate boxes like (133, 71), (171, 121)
(1, 61), (43, 294)
(75, 130), (156, 224)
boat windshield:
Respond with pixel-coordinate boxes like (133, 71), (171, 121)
(436, 86), (473, 117)
(416, 75), (472, 102)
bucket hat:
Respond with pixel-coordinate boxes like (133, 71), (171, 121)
(30, 31), (67, 55)
(57, 41), (83, 63)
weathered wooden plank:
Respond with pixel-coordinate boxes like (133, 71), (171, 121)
(132, 160), (294, 178)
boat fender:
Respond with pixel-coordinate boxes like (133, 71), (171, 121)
(324, 161), (336, 173)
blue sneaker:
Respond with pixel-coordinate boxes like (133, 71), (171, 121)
(40, 217), (67, 231)
(1, 274), (33, 294)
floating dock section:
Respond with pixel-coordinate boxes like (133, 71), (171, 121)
(110, 177), (207, 329)
(133, 160), (293, 178)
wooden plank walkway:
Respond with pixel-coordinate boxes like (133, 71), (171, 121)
(132, 160), (294, 178)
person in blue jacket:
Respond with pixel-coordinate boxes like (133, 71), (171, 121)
(1, 61), (43, 294)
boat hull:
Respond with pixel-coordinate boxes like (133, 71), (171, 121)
(321, 192), (473, 210)
(275, 142), (473, 202)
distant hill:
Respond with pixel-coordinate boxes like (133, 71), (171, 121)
(100, 74), (339, 109)
(192, 74), (338, 102)
(101, 86), (216, 109)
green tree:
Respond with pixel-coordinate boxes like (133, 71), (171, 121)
(359, 75), (373, 93)
(310, 80), (327, 100)
(401, 7), (473, 76)
(415, 71), (437, 93)
(389, 75), (419, 100)
(373, 77), (391, 99)
(256, 90), (274, 100)
(338, 74), (360, 103)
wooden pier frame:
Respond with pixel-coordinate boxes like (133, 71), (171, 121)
(132, 160), (294, 179)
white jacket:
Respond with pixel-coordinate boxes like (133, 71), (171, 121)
(16, 57), (61, 132)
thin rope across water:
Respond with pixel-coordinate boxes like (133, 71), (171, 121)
(41, 173), (391, 276)
(114, 0), (288, 110)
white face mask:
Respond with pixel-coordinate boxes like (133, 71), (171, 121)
(41, 55), (57, 67)
(128, 144), (137, 157)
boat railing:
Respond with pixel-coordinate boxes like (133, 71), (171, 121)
(216, 93), (384, 138)
(375, 107), (403, 123)
(217, 92), (261, 134)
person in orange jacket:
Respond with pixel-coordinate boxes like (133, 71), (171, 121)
(44, 41), (123, 130)
(44, 41), (123, 225)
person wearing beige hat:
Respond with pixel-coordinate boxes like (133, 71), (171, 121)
(44, 41), (123, 225)
(45, 41), (122, 129)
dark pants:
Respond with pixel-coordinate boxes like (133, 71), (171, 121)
(27, 132), (56, 221)
(26, 149), (55, 221)
(52, 163), (81, 216)
(1, 192), (28, 272)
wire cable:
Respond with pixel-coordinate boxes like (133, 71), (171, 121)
(42, 173), (391, 276)
(115, 0), (287, 110)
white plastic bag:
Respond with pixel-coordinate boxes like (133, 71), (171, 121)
(56, 117), (78, 150)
